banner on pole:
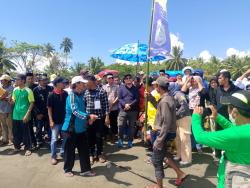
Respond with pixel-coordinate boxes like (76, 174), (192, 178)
(150, 0), (171, 58)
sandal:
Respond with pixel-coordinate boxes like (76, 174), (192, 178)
(80, 171), (96, 177)
(64, 172), (74, 177)
(175, 174), (189, 186)
(25, 150), (32, 156)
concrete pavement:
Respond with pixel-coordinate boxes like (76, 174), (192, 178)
(0, 140), (217, 188)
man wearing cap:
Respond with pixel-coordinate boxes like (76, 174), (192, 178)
(147, 77), (187, 188)
(0, 74), (14, 145)
(11, 74), (34, 156)
(33, 74), (53, 147)
(117, 74), (139, 148)
(192, 90), (250, 188)
(47, 76), (68, 165)
(62, 76), (97, 177)
(84, 74), (109, 163)
(102, 73), (119, 143)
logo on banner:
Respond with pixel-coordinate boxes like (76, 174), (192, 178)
(155, 20), (166, 46)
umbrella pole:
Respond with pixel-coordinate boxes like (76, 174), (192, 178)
(144, 0), (155, 141)
(136, 40), (139, 75)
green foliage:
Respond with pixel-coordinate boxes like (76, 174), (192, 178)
(164, 46), (187, 70)
(0, 39), (17, 74)
(60, 37), (73, 54)
(88, 57), (104, 74)
(10, 41), (44, 71)
(106, 63), (136, 78)
(44, 43), (55, 58)
(70, 62), (88, 75)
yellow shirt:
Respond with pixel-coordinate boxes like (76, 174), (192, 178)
(147, 89), (160, 130)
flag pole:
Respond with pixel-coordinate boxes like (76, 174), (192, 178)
(144, 0), (155, 141)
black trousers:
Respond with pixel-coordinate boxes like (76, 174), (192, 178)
(63, 131), (91, 173)
(87, 118), (104, 157)
(12, 120), (32, 150)
(109, 110), (119, 135)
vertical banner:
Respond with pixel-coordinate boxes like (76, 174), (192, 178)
(150, 0), (171, 57)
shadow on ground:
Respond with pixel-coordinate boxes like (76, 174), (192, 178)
(168, 174), (216, 188)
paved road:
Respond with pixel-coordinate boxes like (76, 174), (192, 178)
(0, 140), (217, 188)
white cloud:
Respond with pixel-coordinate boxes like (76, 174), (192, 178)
(170, 33), (184, 50)
(226, 48), (250, 58)
(199, 50), (212, 62)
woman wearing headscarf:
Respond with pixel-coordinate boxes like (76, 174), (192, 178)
(181, 75), (209, 153)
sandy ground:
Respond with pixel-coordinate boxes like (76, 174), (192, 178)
(0, 140), (217, 188)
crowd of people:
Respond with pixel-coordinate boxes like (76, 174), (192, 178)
(0, 66), (250, 188)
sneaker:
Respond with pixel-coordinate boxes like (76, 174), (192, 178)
(128, 141), (133, 148)
(173, 156), (181, 161)
(51, 158), (58, 165)
(179, 161), (192, 167)
(117, 139), (123, 148)
(24, 150), (32, 156)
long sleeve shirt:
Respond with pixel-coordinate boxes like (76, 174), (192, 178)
(153, 93), (176, 151)
(62, 91), (89, 133)
(192, 113), (250, 187)
(33, 85), (53, 115)
(84, 87), (109, 118)
(118, 85), (139, 112)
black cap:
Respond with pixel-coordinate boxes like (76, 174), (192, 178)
(53, 76), (65, 86)
(124, 74), (132, 79)
(15, 74), (26, 81)
(85, 74), (96, 81)
(221, 90), (250, 113)
(26, 72), (34, 77)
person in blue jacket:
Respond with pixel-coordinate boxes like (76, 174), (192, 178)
(62, 76), (98, 177)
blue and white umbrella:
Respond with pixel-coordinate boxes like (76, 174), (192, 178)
(110, 43), (166, 63)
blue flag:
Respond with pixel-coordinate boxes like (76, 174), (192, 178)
(150, 0), (171, 58)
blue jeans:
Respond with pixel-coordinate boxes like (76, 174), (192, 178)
(50, 124), (65, 159)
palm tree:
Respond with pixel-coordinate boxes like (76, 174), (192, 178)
(220, 55), (248, 80)
(44, 43), (55, 58)
(60, 37), (73, 64)
(88, 57), (104, 74)
(0, 40), (17, 73)
(164, 46), (187, 70)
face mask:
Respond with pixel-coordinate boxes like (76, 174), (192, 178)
(229, 113), (236, 124)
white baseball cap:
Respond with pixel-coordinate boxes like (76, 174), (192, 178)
(0, 74), (11, 81)
(71, 76), (88, 85)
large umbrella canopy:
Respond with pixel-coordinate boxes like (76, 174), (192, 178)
(111, 43), (166, 62)
(98, 69), (119, 78)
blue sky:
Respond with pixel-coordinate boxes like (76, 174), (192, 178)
(1, 0), (250, 65)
